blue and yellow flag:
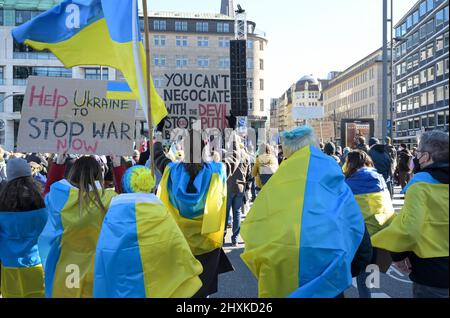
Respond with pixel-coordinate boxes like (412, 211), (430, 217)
(371, 172), (449, 258)
(241, 145), (365, 298)
(0, 209), (47, 298)
(12, 0), (168, 125)
(39, 179), (117, 298)
(345, 167), (395, 236)
(93, 193), (203, 298)
(157, 162), (228, 256)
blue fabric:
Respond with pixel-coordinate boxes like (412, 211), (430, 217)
(402, 171), (442, 194)
(289, 146), (365, 298)
(166, 162), (224, 219)
(93, 197), (146, 298)
(101, 0), (141, 42)
(107, 81), (132, 92)
(345, 167), (387, 195)
(39, 180), (71, 298)
(12, 0), (103, 44)
(0, 209), (48, 268)
(12, 0), (140, 45)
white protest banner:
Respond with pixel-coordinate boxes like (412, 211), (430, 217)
(161, 71), (231, 139)
(17, 76), (136, 155)
(292, 106), (325, 120)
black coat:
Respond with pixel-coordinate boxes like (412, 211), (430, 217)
(368, 145), (392, 181)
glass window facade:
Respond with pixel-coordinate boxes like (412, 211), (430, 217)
(394, 0), (450, 140)
(175, 21), (188, 31)
(196, 22), (208, 32)
(13, 66), (72, 85)
(84, 68), (108, 80)
(153, 20), (166, 31)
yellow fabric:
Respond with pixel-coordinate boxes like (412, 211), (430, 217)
(106, 91), (136, 101)
(0, 265), (45, 298)
(371, 183), (449, 258)
(52, 188), (116, 298)
(241, 146), (310, 298)
(355, 191), (395, 236)
(135, 201), (203, 298)
(251, 154), (278, 188)
(25, 18), (167, 125)
(157, 169), (227, 256)
(342, 162), (348, 174)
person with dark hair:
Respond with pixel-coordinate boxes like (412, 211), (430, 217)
(39, 154), (125, 298)
(0, 158), (47, 298)
(154, 132), (240, 297)
(93, 166), (203, 298)
(368, 137), (393, 197)
(396, 143), (413, 189)
(372, 130), (449, 298)
(344, 150), (395, 298)
(323, 142), (341, 164)
(356, 136), (370, 153)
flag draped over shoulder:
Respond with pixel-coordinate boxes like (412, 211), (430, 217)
(345, 167), (395, 236)
(371, 172), (449, 258)
(93, 193), (203, 298)
(11, 0), (168, 125)
(241, 145), (365, 298)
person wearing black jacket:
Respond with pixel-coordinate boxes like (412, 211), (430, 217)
(372, 130), (449, 298)
(368, 137), (393, 197)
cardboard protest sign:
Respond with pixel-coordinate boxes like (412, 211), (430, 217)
(161, 71), (231, 139)
(17, 76), (136, 156)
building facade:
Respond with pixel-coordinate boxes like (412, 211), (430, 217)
(274, 75), (323, 132)
(0, 1), (268, 150)
(322, 49), (388, 144)
(393, 0), (449, 146)
(143, 11), (268, 131)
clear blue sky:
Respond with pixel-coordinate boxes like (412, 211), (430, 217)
(143, 0), (418, 98)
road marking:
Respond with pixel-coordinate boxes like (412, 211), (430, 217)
(386, 266), (413, 284)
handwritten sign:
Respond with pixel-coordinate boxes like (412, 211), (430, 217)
(161, 71), (231, 139)
(17, 76), (136, 155)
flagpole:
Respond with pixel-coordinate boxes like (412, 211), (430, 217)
(142, 0), (155, 177)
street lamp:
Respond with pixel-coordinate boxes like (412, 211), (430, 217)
(0, 92), (24, 105)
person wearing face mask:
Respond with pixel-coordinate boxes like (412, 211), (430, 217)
(371, 130), (449, 298)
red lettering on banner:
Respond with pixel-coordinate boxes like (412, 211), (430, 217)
(28, 85), (68, 119)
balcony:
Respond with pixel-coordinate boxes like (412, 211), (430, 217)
(13, 52), (58, 60)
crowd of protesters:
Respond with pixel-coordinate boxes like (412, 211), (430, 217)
(0, 125), (447, 299)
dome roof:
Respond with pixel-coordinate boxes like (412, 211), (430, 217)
(297, 75), (318, 85)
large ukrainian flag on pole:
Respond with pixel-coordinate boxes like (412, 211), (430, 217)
(11, 0), (168, 126)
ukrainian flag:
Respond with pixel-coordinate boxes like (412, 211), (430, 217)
(39, 179), (117, 298)
(106, 81), (135, 101)
(0, 209), (47, 298)
(157, 162), (228, 256)
(345, 167), (395, 236)
(11, 0), (168, 125)
(241, 145), (365, 298)
(93, 193), (203, 298)
(371, 171), (449, 258)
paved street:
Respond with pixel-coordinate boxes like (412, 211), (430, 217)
(213, 187), (412, 298)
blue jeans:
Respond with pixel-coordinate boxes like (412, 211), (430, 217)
(225, 192), (244, 243)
